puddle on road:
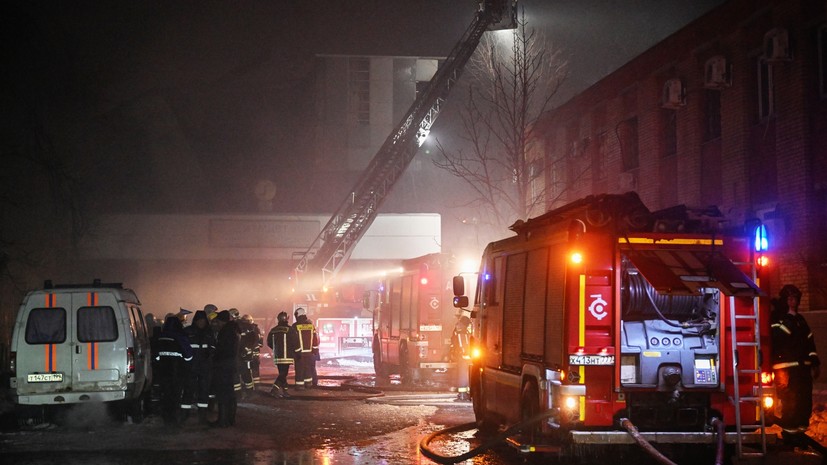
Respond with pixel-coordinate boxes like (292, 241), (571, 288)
(3, 423), (509, 465)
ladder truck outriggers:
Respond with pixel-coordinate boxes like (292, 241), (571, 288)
(452, 192), (777, 462)
(289, 1), (517, 305)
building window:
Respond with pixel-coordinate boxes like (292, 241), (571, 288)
(661, 109), (677, 156)
(704, 89), (722, 141)
(349, 58), (370, 125)
(617, 117), (639, 171)
(819, 24), (827, 98)
(757, 58), (773, 119)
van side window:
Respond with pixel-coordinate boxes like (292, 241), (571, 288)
(77, 306), (119, 342)
(25, 308), (67, 344)
(129, 306), (145, 341)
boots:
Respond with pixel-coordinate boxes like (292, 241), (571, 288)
(210, 403), (229, 428)
(197, 408), (209, 425)
(227, 398), (237, 426)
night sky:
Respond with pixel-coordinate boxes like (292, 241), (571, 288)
(3, 0), (724, 217)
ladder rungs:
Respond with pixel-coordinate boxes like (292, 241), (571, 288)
(736, 342), (759, 347)
(736, 369), (761, 374)
(737, 396), (762, 402)
(734, 315), (758, 320)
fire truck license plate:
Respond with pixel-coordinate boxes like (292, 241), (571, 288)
(569, 355), (615, 366)
(27, 373), (63, 383)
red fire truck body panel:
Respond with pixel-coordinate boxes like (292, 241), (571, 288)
(463, 193), (774, 452)
(373, 253), (463, 380)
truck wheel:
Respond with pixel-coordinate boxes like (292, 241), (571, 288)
(521, 381), (541, 443)
(471, 367), (497, 434)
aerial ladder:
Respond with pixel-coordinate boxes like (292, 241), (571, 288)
(292, 1), (517, 289)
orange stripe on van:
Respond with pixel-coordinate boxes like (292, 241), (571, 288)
(87, 342), (98, 370)
(87, 292), (98, 369)
(45, 293), (56, 372)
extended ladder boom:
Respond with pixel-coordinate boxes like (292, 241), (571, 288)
(294, 1), (515, 287)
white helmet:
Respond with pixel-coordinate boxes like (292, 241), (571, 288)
(294, 307), (306, 317)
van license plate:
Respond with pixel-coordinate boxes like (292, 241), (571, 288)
(27, 373), (63, 383)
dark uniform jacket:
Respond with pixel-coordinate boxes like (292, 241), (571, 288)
(185, 311), (216, 368)
(771, 310), (820, 369)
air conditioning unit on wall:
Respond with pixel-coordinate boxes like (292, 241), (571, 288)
(704, 55), (731, 89)
(763, 27), (792, 62)
(661, 78), (686, 109)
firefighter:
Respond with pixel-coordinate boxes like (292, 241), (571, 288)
(290, 307), (319, 389)
(243, 314), (264, 387)
(771, 284), (827, 458)
(235, 312), (257, 396)
(267, 311), (297, 397)
(182, 310), (215, 424)
(154, 315), (193, 426)
(211, 310), (240, 427)
(449, 315), (472, 401)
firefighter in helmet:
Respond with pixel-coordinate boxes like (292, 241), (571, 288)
(450, 315), (472, 401)
(211, 310), (240, 427)
(771, 284), (827, 457)
(290, 307), (319, 389)
(267, 311), (298, 397)
(243, 314), (263, 387)
(235, 312), (257, 396)
(182, 310), (215, 423)
(155, 315), (193, 426)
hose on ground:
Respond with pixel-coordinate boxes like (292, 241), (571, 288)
(619, 418), (679, 465)
(620, 417), (728, 465)
(710, 417), (725, 465)
(418, 409), (556, 464)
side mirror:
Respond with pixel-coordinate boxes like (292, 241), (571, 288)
(453, 296), (469, 308)
(452, 275), (465, 296)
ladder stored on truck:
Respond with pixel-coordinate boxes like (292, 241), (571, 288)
(292, 1), (517, 288)
(729, 291), (768, 458)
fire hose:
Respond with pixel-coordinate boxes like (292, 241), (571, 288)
(421, 411), (728, 465)
(619, 417), (727, 465)
(418, 409), (557, 464)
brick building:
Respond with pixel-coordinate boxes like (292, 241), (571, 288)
(533, 0), (827, 311)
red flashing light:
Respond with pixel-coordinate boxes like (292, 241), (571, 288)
(420, 276), (429, 286)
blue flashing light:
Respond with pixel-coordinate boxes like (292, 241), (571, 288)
(754, 224), (769, 252)
(484, 272), (491, 281)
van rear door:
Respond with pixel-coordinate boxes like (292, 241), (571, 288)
(71, 290), (126, 393)
(16, 291), (74, 397)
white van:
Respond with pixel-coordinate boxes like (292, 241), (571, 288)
(9, 280), (152, 423)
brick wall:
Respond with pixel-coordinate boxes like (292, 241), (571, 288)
(535, 0), (827, 305)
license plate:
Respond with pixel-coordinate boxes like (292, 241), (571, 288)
(569, 355), (615, 366)
(27, 373), (64, 383)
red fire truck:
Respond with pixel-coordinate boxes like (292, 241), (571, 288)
(371, 253), (472, 383)
(453, 193), (775, 460)
(317, 316), (372, 358)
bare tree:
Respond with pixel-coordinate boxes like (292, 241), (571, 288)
(433, 9), (568, 235)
